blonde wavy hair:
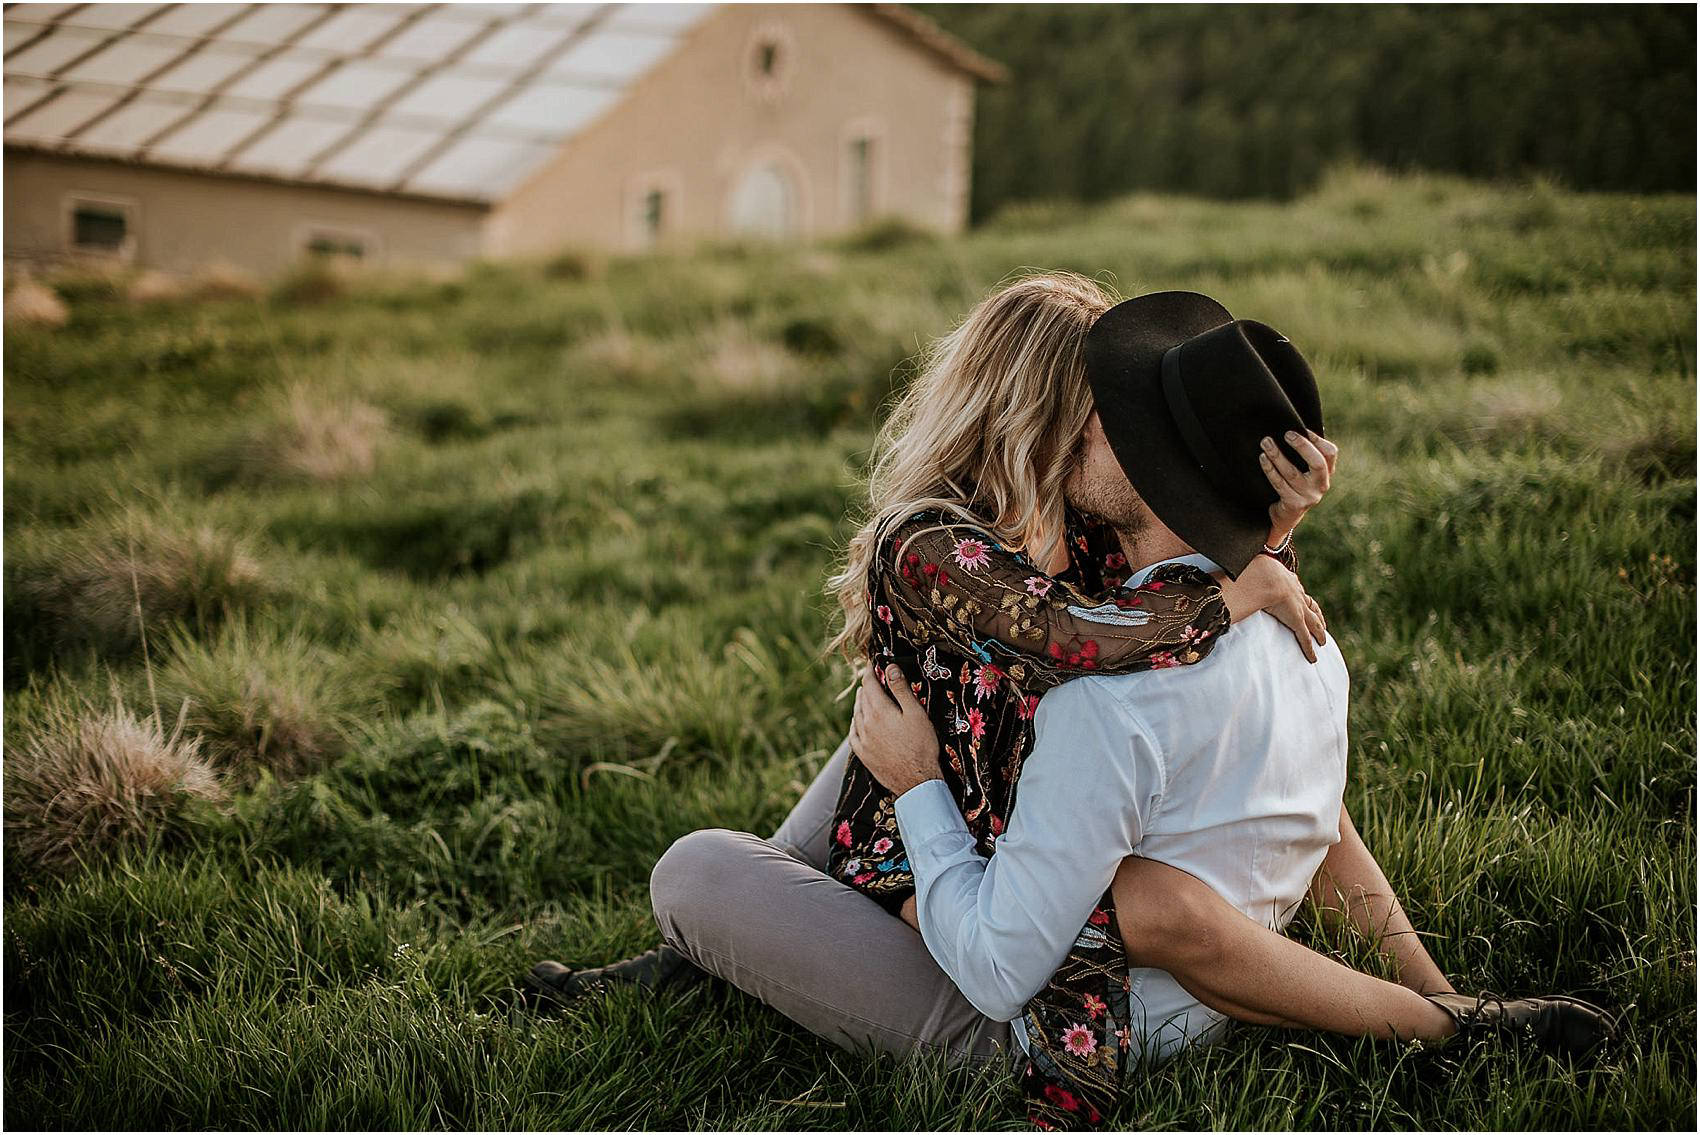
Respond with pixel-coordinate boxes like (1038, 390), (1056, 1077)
(826, 270), (1121, 664)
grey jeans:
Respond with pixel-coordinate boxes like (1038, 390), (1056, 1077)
(650, 736), (1016, 1067)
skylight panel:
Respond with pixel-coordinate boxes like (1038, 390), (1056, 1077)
(148, 104), (273, 162)
(222, 6), (331, 47)
(227, 112), (356, 177)
(376, 13), (486, 63)
(6, 87), (122, 142)
(5, 25), (112, 77)
(480, 80), (618, 136)
(404, 134), (555, 199)
(296, 60), (415, 112)
(460, 20), (578, 71)
(387, 71), (510, 125)
(74, 95), (193, 152)
(294, 7), (410, 55)
(149, 43), (264, 95)
(2, 75), (55, 120)
(544, 30), (679, 84)
(63, 5), (168, 32)
(222, 54), (327, 102)
(145, 4), (252, 38)
(59, 36), (186, 86)
(315, 122), (442, 187)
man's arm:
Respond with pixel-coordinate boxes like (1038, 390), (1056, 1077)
(850, 666), (1158, 1021)
(1307, 804), (1455, 995)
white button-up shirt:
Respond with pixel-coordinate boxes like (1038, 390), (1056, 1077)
(893, 553), (1350, 1063)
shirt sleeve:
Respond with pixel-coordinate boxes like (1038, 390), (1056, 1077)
(877, 514), (1228, 692)
(893, 677), (1166, 1022)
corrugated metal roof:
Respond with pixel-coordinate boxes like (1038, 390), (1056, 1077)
(3, 2), (717, 203)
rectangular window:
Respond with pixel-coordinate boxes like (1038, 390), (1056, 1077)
(65, 196), (137, 259)
(644, 188), (666, 242)
(848, 136), (874, 225)
(295, 223), (376, 263)
(304, 232), (365, 260)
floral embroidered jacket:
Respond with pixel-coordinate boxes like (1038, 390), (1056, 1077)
(830, 503), (1295, 1129)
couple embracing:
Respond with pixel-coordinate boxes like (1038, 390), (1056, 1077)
(529, 273), (1614, 1127)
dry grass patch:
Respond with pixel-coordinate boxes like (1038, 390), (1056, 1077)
(188, 260), (264, 301)
(4, 275), (70, 328)
(217, 383), (389, 485)
(3, 691), (227, 877)
(154, 619), (361, 780)
(561, 326), (667, 383)
(693, 322), (803, 394)
(15, 508), (268, 657)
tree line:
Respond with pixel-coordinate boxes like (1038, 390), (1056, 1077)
(921, 4), (1696, 217)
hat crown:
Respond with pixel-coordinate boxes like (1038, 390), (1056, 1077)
(1161, 319), (1321, 507)
(1081, 290), (1325, 576)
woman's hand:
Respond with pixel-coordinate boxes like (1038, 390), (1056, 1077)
(1262, 429), (1338, 547)
(1218, 555), (1327, 663)
(851, 665), (942, 796)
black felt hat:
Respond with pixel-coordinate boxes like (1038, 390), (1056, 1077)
(1082, 291), (1324, 577)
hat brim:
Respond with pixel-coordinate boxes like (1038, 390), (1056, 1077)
(1083, 292), (1272, 577)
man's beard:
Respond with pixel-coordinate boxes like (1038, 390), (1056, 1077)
(1066, 465), (1149, 537)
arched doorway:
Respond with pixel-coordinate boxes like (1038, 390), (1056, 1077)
(727, 161), (799, 238)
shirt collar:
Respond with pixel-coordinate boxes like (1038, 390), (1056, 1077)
(1126, 552), (1222, 589)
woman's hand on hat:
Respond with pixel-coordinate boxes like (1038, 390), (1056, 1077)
(1262, 429), (1338, 538)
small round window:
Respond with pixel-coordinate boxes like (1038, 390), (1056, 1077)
(744, 23), (793, 101)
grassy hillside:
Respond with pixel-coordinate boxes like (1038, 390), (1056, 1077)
(4, 169), (1695, 1129)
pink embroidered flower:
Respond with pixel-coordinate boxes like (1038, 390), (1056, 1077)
(852, 872), (876, 885)
(990, 815), (1004, 836)
(1115, 1025), (1131, 1050)
(1146, 580), (1166, 591)
(1016, 694), (1040, 720)
(876, 604), (893, 623)
(872, 837), (893, 855)
(1104, 552), (1127, 570)
(973, 664), (1002, 701)
(1150, 651), (1180, 669)
(1087, 908), (1111, 927)
(842, 859), (862, 875)
(835, 821), (852, 847)
(951, 538), (990, 571)
(966, 707), (986, 739)
(1083, 993), (1107, 1020)
(1061, 1024), (1095, 1057)
(1024, 575), (1053, 597)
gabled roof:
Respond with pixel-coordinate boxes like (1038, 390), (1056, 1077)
(3, 3), (714, 204)
(3, 3), (1004, 206)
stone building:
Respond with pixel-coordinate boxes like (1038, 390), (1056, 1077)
(4, 2), (1003, 276)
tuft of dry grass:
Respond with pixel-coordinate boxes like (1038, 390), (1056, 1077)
(218, 384), (389, 484)
(693, 322), (802, 393)
(3, 691), (227, 876)
(188, 260), (264, 301)
(561, 325), (667, 383)
(154, 618), (360, 780)
(16, 508), (268, 657)
(127, 269), (188, 304)
(5, 274), (70, 328)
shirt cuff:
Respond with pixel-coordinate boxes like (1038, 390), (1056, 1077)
(894, 778), (968, 846)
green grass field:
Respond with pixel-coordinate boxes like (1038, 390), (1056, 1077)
(4, 167), (1695, 1129)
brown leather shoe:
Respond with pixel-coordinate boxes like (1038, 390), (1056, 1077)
(524, 945), (702, 1008)
(1424, 991), (1618, 1059)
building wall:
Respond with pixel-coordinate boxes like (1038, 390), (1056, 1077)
(487, 4), (976, 256)
(3, 150), (487, 276)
